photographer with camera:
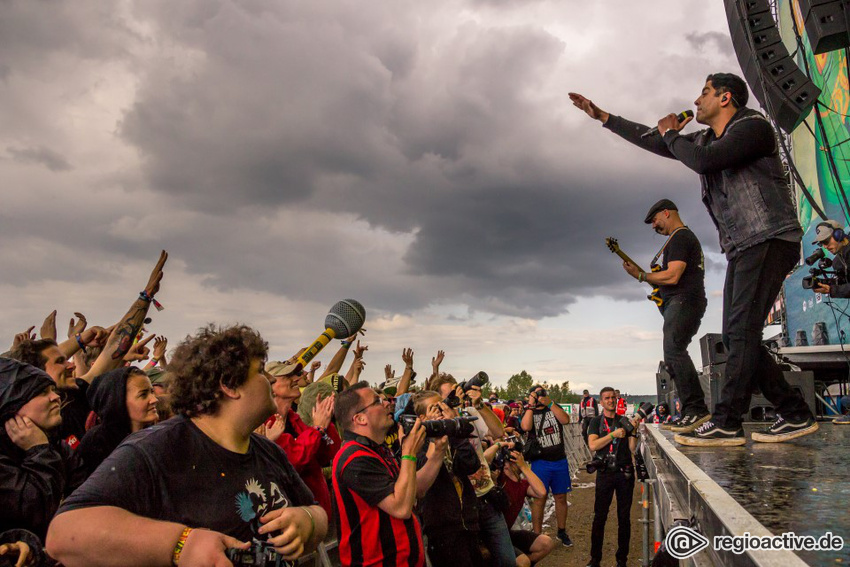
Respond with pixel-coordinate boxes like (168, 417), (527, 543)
(585, 387), (640, 567)
(809, 220), (850, 298)
(47, 325), (327, 567)
(520, 385), (573, 547)
(411, 390), (486, 566)
(332, 382), (440, 567)
(427, 365), (515, 567)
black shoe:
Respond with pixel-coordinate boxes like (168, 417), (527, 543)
(751, 415), (819, 443)
(557, 530), (573, 547)
(669, 412), (712, 433)
(584, 562), (601, 567)
(674, 420), (745, 447)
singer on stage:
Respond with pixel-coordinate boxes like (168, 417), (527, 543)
(569, 73), (817, 446)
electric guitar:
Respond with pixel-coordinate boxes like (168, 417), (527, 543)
(605, 237), (663, 309)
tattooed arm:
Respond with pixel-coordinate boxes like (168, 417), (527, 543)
(78, 251), (168, 383)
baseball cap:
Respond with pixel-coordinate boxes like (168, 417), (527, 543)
(812, 220), (843, 244)
(644, 199), (678, 224)
(145, 367), (169, 386)
(265, 360), (303, 376)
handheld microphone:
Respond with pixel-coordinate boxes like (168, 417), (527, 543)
(640, 110), (694, 138)
(297, 299), (366, 367)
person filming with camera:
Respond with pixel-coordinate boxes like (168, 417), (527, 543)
(809, 220), (850, 298)
(520, 385), (572, 547)
(585, 387), (640, 567)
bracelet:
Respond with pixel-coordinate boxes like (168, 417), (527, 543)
(638, 271), (646, 283)
(301, 507), (316, 544)
(139, 290), (165, 312)
(172, 527), (193, 566)
(547, 401), (554, 409)
(609, 433), (614, 440)
(151, 357), (160, 365)
(75, 333), (87, 353)
(340, 340), (352, 348)
(401, 455), (417, 463)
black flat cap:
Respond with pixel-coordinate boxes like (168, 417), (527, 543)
(644, 198), (678, 224)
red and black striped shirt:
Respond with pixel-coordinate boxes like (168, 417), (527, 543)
(332, 431), (424, 567)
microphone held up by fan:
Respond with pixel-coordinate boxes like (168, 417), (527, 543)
(640, 110), (694, 138)
(296, 299), (366, 367)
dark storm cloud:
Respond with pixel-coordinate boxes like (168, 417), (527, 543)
(7, 146), (72, 172)
(0, 0), (736, 321)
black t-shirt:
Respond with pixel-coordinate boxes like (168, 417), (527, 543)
(528, 408), (566, 461)
(656, 228), (705, 301)
(588, 415), (633, 469)
(58, 415), (315, 541)
(59, 378), (90, 445)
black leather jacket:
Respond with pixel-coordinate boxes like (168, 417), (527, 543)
(605, 108), (801, 258)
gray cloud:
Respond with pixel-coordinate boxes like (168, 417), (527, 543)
(7, 145), (73, 172)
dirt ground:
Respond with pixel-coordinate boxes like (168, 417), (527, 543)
(535, 470), (647, 567)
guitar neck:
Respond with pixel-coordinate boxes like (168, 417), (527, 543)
(612, 250), (644, 273)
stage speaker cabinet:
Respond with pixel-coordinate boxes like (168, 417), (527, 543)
(724, 0), (822, 132)
(702, 364), (817, 421)
(798, 0), (850, 55)
(699, 333), (727, 368)
(655, 360), (678, 413)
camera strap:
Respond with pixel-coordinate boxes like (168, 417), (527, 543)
(602, 416), (618, 454)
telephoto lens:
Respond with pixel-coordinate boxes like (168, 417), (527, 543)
(399, 414), (478, 438)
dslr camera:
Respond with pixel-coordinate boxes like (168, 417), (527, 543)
(490, 434), (523, 471)
(586, 453), (618, 474)
(399, 413), (478, 438)
(227, 540), (292, 567)
(443, 372), (489, 408)
(617, 402), (654, 435)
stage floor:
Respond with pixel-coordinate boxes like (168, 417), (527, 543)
(661, 423), (850, 565)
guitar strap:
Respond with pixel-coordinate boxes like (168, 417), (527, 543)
(651, 226), (689, 268)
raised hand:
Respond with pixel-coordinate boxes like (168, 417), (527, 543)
(568, 92), (610, 123)
(431, 350), (445, 371)
(123, 333), (156, 362)
(402, 348), (414, 369)
(40, 310), (57, 341)
(144, 250), (168, 298)
(152, 336), (168, 360)
(312, 394), (335, 430)
(12, 327), (36, 350)
(352, 340), (368, 360)
(384, 364), (395, 382)
(67, 312), (87, 339)
(309, 361), (322, 374)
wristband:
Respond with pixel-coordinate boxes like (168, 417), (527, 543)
(172, 527), (193, 566)
(401, 455), (417, 463)
(638, 271), (646, 283)
(151, 357), (160, 365)
(301, 507), (316, 543)
(340, 340), (352, 348)
(139, 290), (165, 312)
(75, 333), (87, 353)
(547, 401), (554, 409)
(609, 433), (614, 440)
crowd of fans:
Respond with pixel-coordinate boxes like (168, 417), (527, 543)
(0, 250), (646, 567)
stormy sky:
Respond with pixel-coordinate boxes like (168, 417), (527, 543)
(0, 0), (742, 394)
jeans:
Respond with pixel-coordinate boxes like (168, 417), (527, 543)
(661, 294), (708, 416)
(713, 239), (813, 429)
(590, 470), (634, 564)
(477, 498), (516, 567)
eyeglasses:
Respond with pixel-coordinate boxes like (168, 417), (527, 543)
(353, 397), (384, 417)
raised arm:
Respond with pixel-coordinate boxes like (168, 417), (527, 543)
(396, 348), (415, 395)
(79, 251), (167, 384)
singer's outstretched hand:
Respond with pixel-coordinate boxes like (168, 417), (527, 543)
(568, 92), (609, 124)
(657, 112), (693, 135)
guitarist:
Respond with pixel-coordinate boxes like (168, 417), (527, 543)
(622, 199), (710, 434)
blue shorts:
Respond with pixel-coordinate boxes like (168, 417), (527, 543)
(530, 458), (572, 495)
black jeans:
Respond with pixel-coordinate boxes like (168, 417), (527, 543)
(590, 470), (634, 564)
(713, 239), (813, 429)
(661, 294), (708, 416)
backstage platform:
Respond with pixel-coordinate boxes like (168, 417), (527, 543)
(641, 423), (849, 566)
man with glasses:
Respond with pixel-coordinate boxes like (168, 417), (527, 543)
(332, 382), (442, 567)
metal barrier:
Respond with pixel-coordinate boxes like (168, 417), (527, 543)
(563, 421), (593, 477)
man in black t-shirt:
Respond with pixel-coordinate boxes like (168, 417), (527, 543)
(622, 199), (710, 434)
(586, 387), (638, 567)
(521, 385), (573, 547)
(47, 324), (327, 567)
